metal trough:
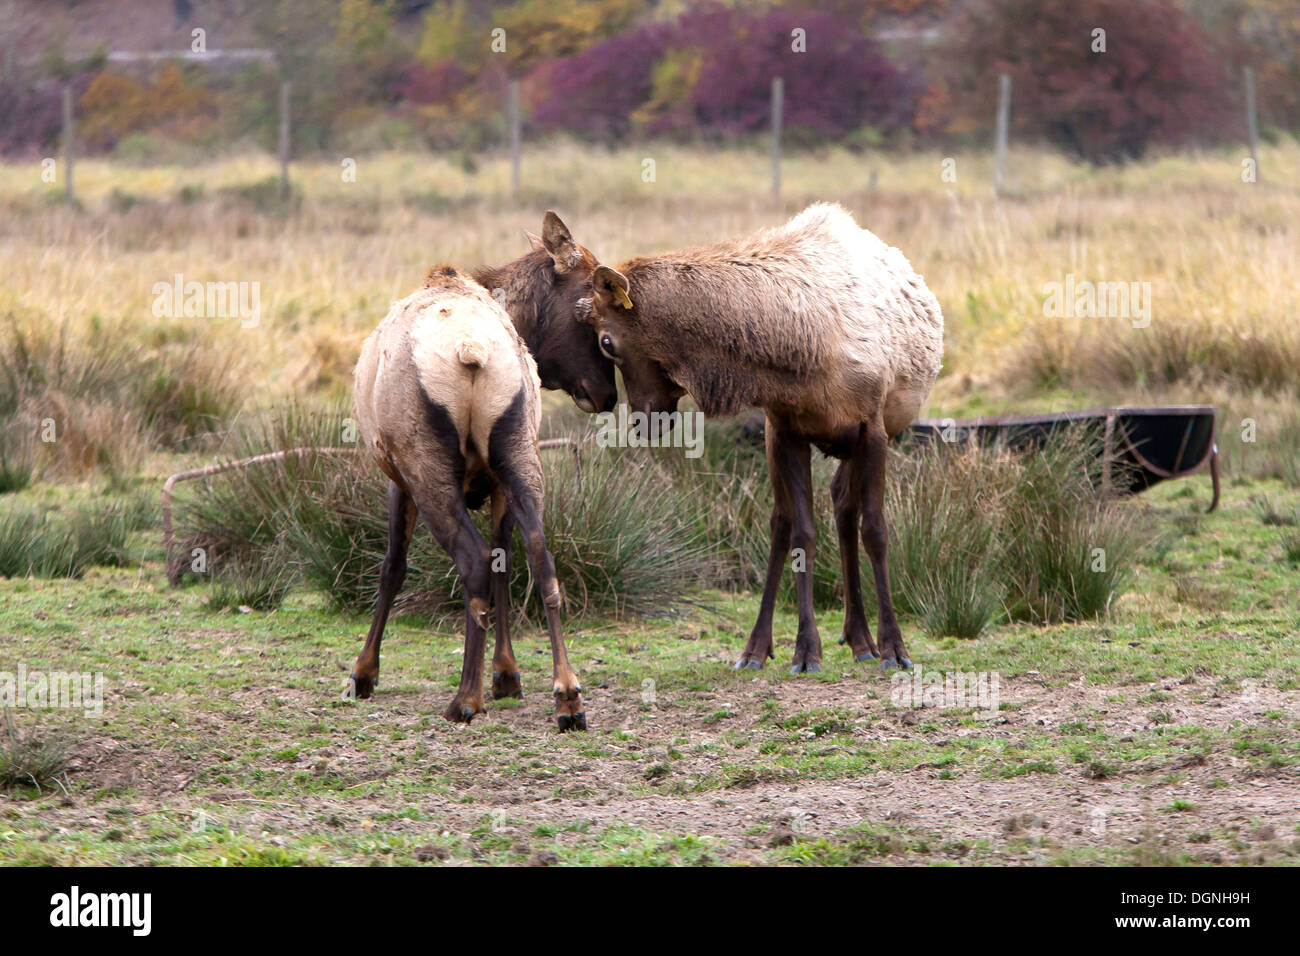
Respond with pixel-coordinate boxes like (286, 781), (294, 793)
(901, 405), (1219, 512)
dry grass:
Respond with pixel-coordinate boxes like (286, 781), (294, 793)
(1, 137), (1297, 482)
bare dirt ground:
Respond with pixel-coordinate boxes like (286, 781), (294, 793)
(35, 670), (1299, 865)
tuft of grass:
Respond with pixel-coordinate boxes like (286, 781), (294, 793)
(0, 498), (150, 579)
(0, 313), (245, 478)
(886, 431), (1146, 633)
(0, 711), (69, 792)
(998, 435), (1146, 623)
(0, 414), (35, 493)
(887, 444), (1008, 638)
(205, 555), (293, 612)
(1253, 496), (1297, 527)
(1281, 530), (1300, 563)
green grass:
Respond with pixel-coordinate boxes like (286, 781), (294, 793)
(0, 477), (1296, 865)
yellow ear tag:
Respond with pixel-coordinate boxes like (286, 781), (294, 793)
(614, 287), (634, 310)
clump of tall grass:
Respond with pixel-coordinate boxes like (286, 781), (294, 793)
(1252, 495), (1297, 527)
(205, 553), (294, 612)
(886, 445), (1009, 638)
(1281, 530), (1300, 564)
(176, 406), (710, 618)
(0, 414), (35, 493)
(0, 498), (151, 578)
(996, 435), (1145, 623)
(0, 711), (70, 792)
(0, 312), (245, 479)
(892, 431), (1145, 631)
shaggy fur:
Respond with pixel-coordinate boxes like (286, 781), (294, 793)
(355, 266), (542, 498)
(584, 203), (944, 673)
(346, 265), (585, 729)
(593, 202), (943, 438)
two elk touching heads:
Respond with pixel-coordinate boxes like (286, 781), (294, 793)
(473, 212), (618, 416)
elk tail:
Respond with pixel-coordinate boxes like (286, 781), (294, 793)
(456, 336), (490, 369)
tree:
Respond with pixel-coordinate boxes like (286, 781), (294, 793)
(938, 0), (1235, 162)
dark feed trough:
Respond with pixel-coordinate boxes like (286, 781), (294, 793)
(900, 405), (1219, 512)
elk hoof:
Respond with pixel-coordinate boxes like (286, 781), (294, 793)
(492, 670), (523, 700)
(556, 711), (587, 732)
(789, 661), (822, 675)
(343, 673), (376, 699)
(553, 684), (585, 732)
(734, 657), (764, 670)
(880, 656), (913, 672)
(853, 651), (880, 663)
(444, 701), (481, 723)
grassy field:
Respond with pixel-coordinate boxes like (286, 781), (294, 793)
(1, 140), (1298, 865)
(0, 477), (1296, 866)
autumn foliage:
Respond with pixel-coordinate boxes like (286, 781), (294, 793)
(937, 0), (1237, 162)
(0, 0), (1294, 159)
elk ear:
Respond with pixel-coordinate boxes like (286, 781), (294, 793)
(541, 210), (582, 273)
(523, 229), (545, 252)
(592, 265), (634, 311)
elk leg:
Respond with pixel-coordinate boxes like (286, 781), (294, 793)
(412, 487), (492, 723)
(860, 424), (911, 671)
(832, 456), (878, 662)
(505, 484), (585, 731)
(345, 481), (416, 699)
(488, 487), (522, 701)
(783, 433), (822, 674)
(736, 420), (792, 670)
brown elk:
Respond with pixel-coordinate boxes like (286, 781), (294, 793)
(344, 214), (612, 729)
(578, 203), (944, 673)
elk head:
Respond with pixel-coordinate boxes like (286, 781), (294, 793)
(586, 263), (685, 420)
(490, 211), (617, 414)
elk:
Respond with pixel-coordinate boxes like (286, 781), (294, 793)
(579, 203), (944, 673)
(344, 214), (612, 729)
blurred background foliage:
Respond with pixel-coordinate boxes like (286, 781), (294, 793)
(1, 0), (1297, 164)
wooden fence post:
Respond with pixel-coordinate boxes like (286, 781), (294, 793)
(278, 79), (291, 200)
(62, 84), (75, 206)
(508, 79), (521, 202)
(994, 73), (1010, 196)
(771, 76), (784, 200)
(1244, 66), (1259, 182)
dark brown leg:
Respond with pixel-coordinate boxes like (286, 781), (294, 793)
(488, 487), (522, 700)
(736, 419), (792, 669)
(832, 455), (879, 662)
(505, 483), (584, 731)
(782, 433), (822, 674)
(408, 485), (492, 723)
(345, 481), (416, 699)
(860, 424), (911, 670)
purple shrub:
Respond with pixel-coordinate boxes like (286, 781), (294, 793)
(529, 4), (919, 143)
